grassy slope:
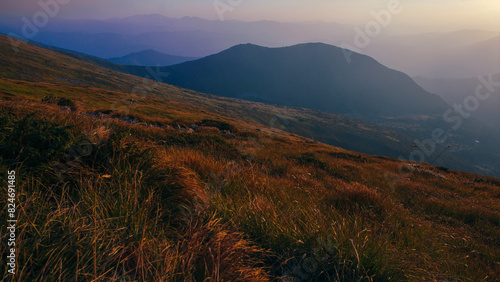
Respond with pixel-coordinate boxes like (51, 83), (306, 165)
(20, 36), (495, 177)
(0, 35), (499, 280)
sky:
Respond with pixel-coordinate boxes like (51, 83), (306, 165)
(1, 0), (499, 31)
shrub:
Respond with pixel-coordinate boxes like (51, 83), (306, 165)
(41, 95), (59, 104)
(198, 119), (237, 133)
(0, 114), (83, 170)
(291, 152), (329, 171)
(56, 97), (73, 107)
(328, 151), (372, 163)
(42, 96), (78, 111)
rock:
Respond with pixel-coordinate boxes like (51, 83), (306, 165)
(196, 126), (220, 133)
(122, 116), (138, 124)
(60, 106), (71, 112)
(84, 112), (109, 119)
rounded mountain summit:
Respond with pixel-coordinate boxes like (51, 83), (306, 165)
(160, 43), (449, 118)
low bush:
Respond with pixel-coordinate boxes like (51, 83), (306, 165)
(42, 95), (79, 111)
(0, 113), (83, 171)
(198, 119), (238, 133)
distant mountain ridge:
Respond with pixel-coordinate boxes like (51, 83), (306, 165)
(0, 15), (352, 58)
(107, 49), (198, 66)
(1, 15), (497, 78)
(159, 43), (449, 118)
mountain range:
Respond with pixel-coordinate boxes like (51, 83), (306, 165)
(1, 15), (499, 78)
(4, 35), (499, 177)
(0, 15), (352, 58)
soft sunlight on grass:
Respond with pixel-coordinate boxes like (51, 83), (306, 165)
(1, 99), (498, 280)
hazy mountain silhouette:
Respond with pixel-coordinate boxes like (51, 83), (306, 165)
(2, 15), (497, 78)
(162, 43), (449, 118)
(366, 31), (500, 78)
(107, 49), (197, 66)
(0, 15), (352, 58)
(415, 74), (500, 129)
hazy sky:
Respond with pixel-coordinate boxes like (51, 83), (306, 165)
(1, 0), (499, 31)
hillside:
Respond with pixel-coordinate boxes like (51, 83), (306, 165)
(1, 34), (500, 281)
(107, 49), (198, 66)
(6, 35), (499, 177)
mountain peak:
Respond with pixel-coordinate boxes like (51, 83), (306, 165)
(230, 43), (266, 49)
(162, 42), (448, 117)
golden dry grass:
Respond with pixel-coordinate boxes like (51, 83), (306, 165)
(1, 87), (499, 281)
